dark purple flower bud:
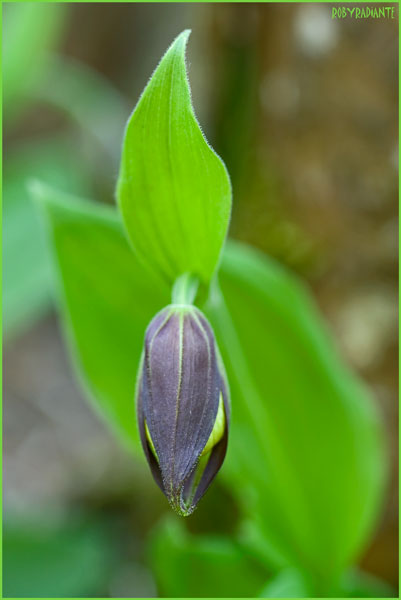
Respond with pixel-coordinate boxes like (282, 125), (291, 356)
(136, 305), (230, 516)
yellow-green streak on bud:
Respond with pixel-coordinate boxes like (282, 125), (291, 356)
(145, 391), (225, 462)
(145, 421), (158, 461)
(201, 393), (225, 456)
(136, 305), (230, 516)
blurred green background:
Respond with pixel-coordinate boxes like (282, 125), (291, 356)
(3, 2), (398, 597)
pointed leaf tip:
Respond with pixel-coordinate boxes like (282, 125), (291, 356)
(117, 31), (231, 286)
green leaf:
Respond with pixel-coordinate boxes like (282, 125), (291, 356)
(3, 137), (92, 339)
(149, 517), (269, 598)
(206, 242), (387, 590)
(117, 30), (231, 287)
(33, 183), (169, 446)
(35, 190), (386, 591)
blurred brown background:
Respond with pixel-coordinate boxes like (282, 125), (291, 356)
(3, 3), (398, 596)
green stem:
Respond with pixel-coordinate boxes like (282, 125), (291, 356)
(171, 273), (199, 305)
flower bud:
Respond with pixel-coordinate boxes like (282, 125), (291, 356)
(136, 305), (230, 516)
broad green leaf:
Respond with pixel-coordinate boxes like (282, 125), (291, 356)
(117, 30), (231, 287)
(206, 242), (387, 590)
(36, 191), (386, 591)
(149, 517), (269, 598)
(3, 137), (92, 339)
(33, 183), (169, 446)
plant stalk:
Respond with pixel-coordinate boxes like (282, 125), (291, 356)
(172, 273), (199, 305)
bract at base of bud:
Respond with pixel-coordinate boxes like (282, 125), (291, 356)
(136, 304), (230, 516)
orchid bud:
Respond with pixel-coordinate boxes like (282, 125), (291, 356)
(136, 305), (230, 516)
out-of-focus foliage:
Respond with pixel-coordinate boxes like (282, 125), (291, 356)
(258, 567), (311, 598)
(3, 138), (92, 339)
(258, 564), (395, 598)
(3, 3), (66, 124)
(338, 568), (396, 598)
(3, 3), (128, 339)
(117, 31), (231, 287)
(150, 517), (270, 597)
(33, 55), (128, 169)
(3, 515), (115, 598)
